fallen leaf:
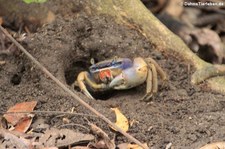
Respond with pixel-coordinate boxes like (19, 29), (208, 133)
(14, 116), (33, 133)
(110, 108), (129, 132)
(0, 128), (32, 149)
(199, 142), (225, 149)
(3, 101), (37, 133)
(4, 101), (37, 125)
(117, 143), (149, 149)
(38, 128), (94, 148)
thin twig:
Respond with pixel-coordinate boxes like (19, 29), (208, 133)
(0, 25), (148, 149)
(0, 110), (98, 118)
(58, 123), (90, 132)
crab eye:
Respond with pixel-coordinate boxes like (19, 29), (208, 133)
(90, 58), (95, 65)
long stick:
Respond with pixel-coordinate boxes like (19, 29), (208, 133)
(0, 110), (98, 117)
(0, 25), (148, 149)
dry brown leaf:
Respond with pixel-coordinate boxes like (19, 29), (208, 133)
(3, 101), (37, 133)
(14, 117), (33, 133)
(110, 108), (129, 132)
(38, 128), (94, 148)
(0, 129), (32, 149)
(4, 101), (37, 125)
(199, 142), (225, 149)
(117, 143), (148, 149)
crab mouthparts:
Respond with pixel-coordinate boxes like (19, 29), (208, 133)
(99, 69), (112, 83)
(109, 74), (125, 88)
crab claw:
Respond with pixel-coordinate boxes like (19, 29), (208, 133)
(109, 73), (126, 89)
(77, 72), (95, 100)
(109, 66), (148, 90)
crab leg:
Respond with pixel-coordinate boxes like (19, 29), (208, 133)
(151, 63), (158, 94)
(146, 68), (153, 94)
(145, 57), (167, 81)
(77, 72), (95, 99)
(77, 71), (107, 99)
(142, 64), (158, 101)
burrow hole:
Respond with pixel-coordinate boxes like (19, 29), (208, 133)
(64, 59), (115, 100)
(10, 65), (25, 85)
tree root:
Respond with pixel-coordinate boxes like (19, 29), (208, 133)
(192, 64), (225, 93)
(87, 0), (225, 95)
(192, 65), (225, 85)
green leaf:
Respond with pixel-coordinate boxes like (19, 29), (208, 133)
(23, 0), (47, 4)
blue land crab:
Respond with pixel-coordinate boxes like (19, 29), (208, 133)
(76, 57), (167, 101)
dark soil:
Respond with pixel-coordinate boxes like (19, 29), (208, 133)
(1, 0), (225, 148)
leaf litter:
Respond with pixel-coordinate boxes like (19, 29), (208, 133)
(3, 101), (37, 133)
(37, 128), (94, 148)
(110, 108), (129, 132)
(0, 101), (96, 148)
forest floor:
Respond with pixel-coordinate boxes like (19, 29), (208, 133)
(1, 0), (225, 148)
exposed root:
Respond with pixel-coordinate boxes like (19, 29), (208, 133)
(191, 64), (225, 85)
